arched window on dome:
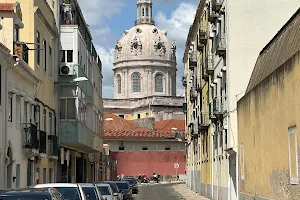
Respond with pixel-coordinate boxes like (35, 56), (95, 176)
(155, 73), (163, 93)
(116, 74), (121, 94)
(146, 7), (149, 17)
(142, 8), (145, 17)
(132, 72), (141, 93)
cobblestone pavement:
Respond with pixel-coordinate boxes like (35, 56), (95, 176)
(133, 183), (183, 200)
(173, 183), (210, 200)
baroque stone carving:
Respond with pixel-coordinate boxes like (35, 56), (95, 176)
(154, 36), (166, 57)
(171, 40), (176, 55)
(130, 36), (143, 56)
(115, 40), (122, 59)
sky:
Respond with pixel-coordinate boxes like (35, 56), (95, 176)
(79, 0), (198, 98)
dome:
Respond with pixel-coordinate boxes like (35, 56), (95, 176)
(114, 24), (177, 65)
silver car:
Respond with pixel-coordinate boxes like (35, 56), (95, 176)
(95, 183), (115, 200)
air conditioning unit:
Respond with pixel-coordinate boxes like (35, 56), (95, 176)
(60, 63), (75, 76)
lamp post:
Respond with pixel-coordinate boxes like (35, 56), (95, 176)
(55, 76), (88, 183)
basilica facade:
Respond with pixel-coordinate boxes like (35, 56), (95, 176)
(104, 0), (184, 121)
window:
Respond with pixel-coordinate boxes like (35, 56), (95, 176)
(36, 31), (40, 65)
(155, 73), (163, 93)
(146, 7), (149, 17)
(49, 46), (52, 76)
(8, 95), (12, 122)
(60, 50), (65, 62)
(119, 115), (124, 118)
(132, 72), (141, 92)
(165, 147), (171, 150)
(142, 8), (145, 16)
(16, 96), (21, 124)
(49, 168), (54, 183)
(49, 112), (53, 135)
(24, 102), (28, 123)
(67, 50), (73, 62)
(142, 147), (148, 151)
(43, 109), (46, 131)
(137, 114), (140, 119)
(43, 168), (47, 183)
(35, 105), (40, 129)
(43, 40), (47, 71)
(116, 74), (121, 94)
(119, 146), (124, 151)
(60, 98), (76, 119)
(288, 126), (298, 184)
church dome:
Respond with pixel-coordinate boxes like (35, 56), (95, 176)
(114, 24), (177, 64)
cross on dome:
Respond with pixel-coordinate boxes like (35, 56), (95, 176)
(135, 0), (154, 25)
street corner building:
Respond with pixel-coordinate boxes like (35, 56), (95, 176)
(237, 8), (300, 200)
(103, 113), (186, 180)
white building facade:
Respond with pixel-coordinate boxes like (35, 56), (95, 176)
(184, 0), (300, 200)
(57, 0), (104, 183)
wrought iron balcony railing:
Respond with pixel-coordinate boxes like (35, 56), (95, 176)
(22, 123), (38, 149)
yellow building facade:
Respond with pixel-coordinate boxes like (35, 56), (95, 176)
(183, 0), (213, 198)
(4, 0), (59, 185)
(238, 9), (300, 199)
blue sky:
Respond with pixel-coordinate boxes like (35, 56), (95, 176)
(79, 0), (198, 98)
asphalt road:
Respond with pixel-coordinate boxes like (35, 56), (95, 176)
(133, 183), (183, 200)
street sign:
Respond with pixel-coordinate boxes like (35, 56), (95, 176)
(174, 163), (179, 169)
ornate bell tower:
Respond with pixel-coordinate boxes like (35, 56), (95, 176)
(135, 0), (155, 25)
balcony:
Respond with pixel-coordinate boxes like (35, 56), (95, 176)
(202, 63), (209, 81)
(38, 130), (47, 155)
(189, 53), (197, 69)
(48, 135), (58, 158)
(190, 86), (197, 100)
(213, 96), (225, 118)
(212, 0), (223, 12)
(198, 113), (210, 131)
(206, 56), (214, 75)
(208, 10), (219, 23)
(199, 26), (208, 45)
(60, 120), (101, 153)
(22, 123), (38, 150)
(216, 35), (226, 56)
(14, 42), (29, 63)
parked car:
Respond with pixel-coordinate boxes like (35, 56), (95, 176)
(34, 183), (86, 200)
(114, 181), (132, 200)
(0, 187), (64, 200)
(122, 178), (138, 194)
(79, 183), (106, 200)
(99, 181), (122, 200)
(95, 183), (114, 200)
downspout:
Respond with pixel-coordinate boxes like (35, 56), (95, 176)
(4, 63), (8, 188)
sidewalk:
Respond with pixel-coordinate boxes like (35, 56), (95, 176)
(173, 183), (210, 200)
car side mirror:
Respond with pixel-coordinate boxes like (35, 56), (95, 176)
(102, 197), (107, 200)
(113, 193), (118, 196)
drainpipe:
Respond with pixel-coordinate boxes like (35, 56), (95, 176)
(3, 63), (8, 188)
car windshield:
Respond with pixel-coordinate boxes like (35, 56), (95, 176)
(115, 182), (129, 190)
(82, 187), (99, 200)
(0, 195), (50, 200)
(54, 187), (80, 200)
(105, 183), (118, 193)
(97, 186), (110, 195)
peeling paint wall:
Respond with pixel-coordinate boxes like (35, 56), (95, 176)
(238, 52), (300, 199)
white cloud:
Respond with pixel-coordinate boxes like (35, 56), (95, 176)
(155, 2), (197, 96)
(95, 46), (115, 98)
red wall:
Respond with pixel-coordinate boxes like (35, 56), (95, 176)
(110, 151), (186, 176)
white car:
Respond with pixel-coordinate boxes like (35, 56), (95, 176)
(34, 183), (87, 200)
(95, 183), (114, 200)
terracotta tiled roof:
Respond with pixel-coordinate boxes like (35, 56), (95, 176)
(104, 114), (184, 140)
(155, 119), (185, 131)
(0, 3), (14, 11)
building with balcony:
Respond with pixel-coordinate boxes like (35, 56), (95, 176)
(238, 9), (300, 199)
(57, 0), (104, 183)
(3, 0), (60, 186)
(103, 0), (184, 122)
(183, 0), (300, 200)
